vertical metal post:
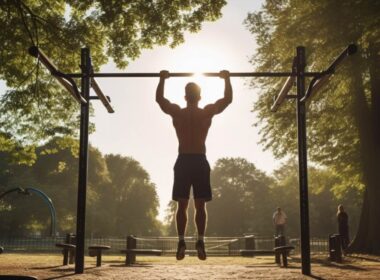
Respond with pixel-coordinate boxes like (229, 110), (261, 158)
(296, 46), (311, 275)
(75, 47), (91, 274)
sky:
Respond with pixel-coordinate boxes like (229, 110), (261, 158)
(88, 0), (282, 221)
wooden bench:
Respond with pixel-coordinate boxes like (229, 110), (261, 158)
(274, 245), (295, 267)
(240, 249), (275, 256)
(55, 243), (76, 265)
(240, 246), (294, 267)
(120, 249), (162, 265)
(122, 235), (163, 265)
(89, 245), (111, 267)
(55, 233), (76, 265)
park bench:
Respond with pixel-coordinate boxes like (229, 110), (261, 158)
(55, 233), (76, 265)
(121, 235), (162, 265)
(240, 235), (294, 267)
(240, 246), (294, 267)
(240, 249), (275, 256)
(274, 245), (295, 267)
(88, 245), (111, 267)
(121, 248), (163, 265)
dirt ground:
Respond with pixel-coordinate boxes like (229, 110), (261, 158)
(0, 253), (380, 280)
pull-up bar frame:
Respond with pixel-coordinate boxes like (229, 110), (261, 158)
(55, 71), (322, 78)
(28, 44), (356, 275)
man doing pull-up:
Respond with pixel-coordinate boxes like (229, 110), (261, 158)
(156, 70), (232, 260)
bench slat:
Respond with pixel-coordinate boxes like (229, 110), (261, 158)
(121, 249), (162, 256)
(240, 249), (274, 256)
(274, 245), (294, 252)
(55, 243), (76, 249)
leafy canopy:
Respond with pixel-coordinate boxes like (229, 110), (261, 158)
(0, 0), (226, 161)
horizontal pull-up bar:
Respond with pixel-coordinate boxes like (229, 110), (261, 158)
(300, 44), (357, 102)
(59, 71), (321, 78)
(28, 46), (86, 104)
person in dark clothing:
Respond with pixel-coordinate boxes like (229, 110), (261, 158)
(337, 204), (350, 250)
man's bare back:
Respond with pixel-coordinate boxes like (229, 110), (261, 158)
(156, 70), (232, 154)
(173, 107), (212, 154)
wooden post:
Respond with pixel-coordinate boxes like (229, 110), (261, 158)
(126, 235), (136, 265)
(274, 237), (281, 264)
(244, 235), (255, 250)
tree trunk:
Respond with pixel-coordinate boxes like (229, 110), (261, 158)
(348, 44), (380, 254)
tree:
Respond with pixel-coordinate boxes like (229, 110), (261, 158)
(208, 158), (274, 236)
(0, 0), (227, 158)
(0, 137), (162, 237)
(245, 0), (380, 253)
(96, 154), (161, 237)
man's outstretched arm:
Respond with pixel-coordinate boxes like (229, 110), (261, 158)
(204, 70), (233, 116)
(156, 70), (180, 116)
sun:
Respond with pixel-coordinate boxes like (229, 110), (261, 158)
(164, 43), (227, 107)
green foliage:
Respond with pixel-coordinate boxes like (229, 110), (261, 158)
(245, 1), (380, 252)
(0, 133), (36, 166)
(207, 158), (273, 236)
(0, 0), (226, 155)
(244, 0), (380, 194)
(89, 154), (162, 237)
(0, 137), (162, 237)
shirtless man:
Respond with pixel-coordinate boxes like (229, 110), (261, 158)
(156, 70), (232, 260)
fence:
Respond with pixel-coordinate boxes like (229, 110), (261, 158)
(0, 235), (329, 256)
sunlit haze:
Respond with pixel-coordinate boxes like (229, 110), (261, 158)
(86, 0), (283, 222)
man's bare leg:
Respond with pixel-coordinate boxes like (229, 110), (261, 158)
(176, 199), (189, 260)
(194, 199), (207, 236)
(194, 199), (207, 260)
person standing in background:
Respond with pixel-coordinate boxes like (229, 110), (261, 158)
(337, 204), (350, 250)
(273, 207), (287, 236)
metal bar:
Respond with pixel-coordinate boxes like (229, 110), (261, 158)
(301, 44), (357, 102)
(25, 187), (57, 237)
(296, 46), (311, 276)
(324, 44), (357, 74)
(271, 57), (297, 112)
(75, 48), (91, 274)
(28, 46), (86, 104)
(0, 187), (56, 237)
(271, 76), (295, 112)
(286, 95), (298, 99)
(91, 78), (115, 113)
(60, 72), (321, 78)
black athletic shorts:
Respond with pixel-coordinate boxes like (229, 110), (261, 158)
(172, 154), (212, 201)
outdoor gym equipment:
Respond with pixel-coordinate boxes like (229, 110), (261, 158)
(28, 43), (356, 275)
